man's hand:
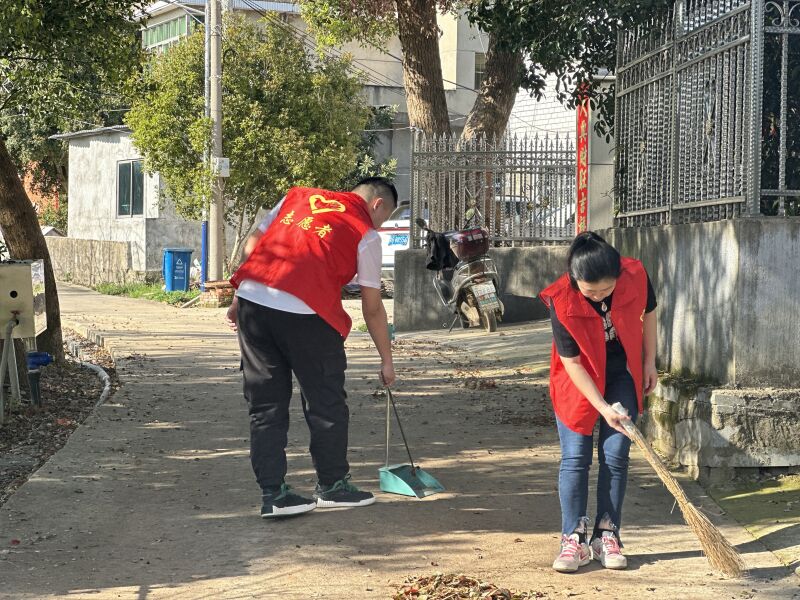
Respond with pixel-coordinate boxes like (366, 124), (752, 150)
(226, 297), (239, 332)
(380, 361), (396, 387)
(643, 361), (658, 395)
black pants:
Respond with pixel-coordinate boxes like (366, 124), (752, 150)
(237, 297), (349, 492)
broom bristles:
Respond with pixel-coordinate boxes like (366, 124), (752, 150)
(626, 422), (746, 578)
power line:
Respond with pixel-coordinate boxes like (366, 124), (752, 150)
(147, 1), (474, 128)
(377, 45), (481, 96)
(252, 3), (564, 134)
(238, 0), (409, 98)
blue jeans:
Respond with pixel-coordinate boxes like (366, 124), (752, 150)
(556, 369), (638, 543)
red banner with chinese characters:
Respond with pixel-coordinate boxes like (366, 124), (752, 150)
(576, 97), (590, 234)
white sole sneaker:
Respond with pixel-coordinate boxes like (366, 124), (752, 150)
(316, 496), (376, 508)
(553, 556), (592, 573)
(591, 540), (628, 569)
(594, 553), (627, 569)
(261, 503), (317, 518)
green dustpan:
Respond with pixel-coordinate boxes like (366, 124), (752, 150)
(379, 388), (445, 499)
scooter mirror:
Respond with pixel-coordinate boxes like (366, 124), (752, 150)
(415, 218), (427, 229)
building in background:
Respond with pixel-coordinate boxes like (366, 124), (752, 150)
(508, 74), (576, 138)
(47, 2), (488, 283)
(140, 0), (488, 201)
(50, 126), (208, 275)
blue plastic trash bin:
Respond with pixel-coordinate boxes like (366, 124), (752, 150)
(162, 248), (194, 292)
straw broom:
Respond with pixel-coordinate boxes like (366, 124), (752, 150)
(611, 402), (745, 578)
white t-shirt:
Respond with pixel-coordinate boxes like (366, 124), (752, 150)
(236, 198), (382, 314)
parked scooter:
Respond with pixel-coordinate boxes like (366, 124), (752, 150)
(416, 216), (504, 333)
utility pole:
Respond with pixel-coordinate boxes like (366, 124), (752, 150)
(201, 0), (211, 289)
(208, 0), (225, 281)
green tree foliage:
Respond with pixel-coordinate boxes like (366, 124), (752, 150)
(299, 0), (671, 138)
(0, 0), (142, 195)
(0, 0), (146, 360)
(0, 97), (127, 206)
(468, 0), (673, 137)
(40, 201), (68, 234)
(339, 105), (398, 191)
(125, 15), (372, 263)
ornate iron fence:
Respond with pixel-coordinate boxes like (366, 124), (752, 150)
(615, 0), (800, 226)
(409, 133), (576, 247)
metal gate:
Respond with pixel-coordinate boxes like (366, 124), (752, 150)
(615, 0), (800, 225)
(409, 132), (576, 247)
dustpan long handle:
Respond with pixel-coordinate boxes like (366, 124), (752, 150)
(384, 389), (391, 467)
(386, 387), (417, 470)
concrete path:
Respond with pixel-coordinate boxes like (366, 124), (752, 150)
(0, 282), (797, 599)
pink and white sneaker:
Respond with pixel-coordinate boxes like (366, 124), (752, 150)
(552, 533), (591, 573)
(591, 531), (628, 569)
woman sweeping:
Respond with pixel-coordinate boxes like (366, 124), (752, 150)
(539, 232), (658, 573)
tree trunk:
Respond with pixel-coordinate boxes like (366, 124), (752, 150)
(460, 35), (524, 142)
(0, 139), (64, 362)
(227, 207), (247, 272)
(458, 36), (523, 234)
(395, 0), (452, 136)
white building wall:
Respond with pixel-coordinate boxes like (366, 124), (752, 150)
(440, 10), (487, 95)
(66, 131), (235, 274)
(509, 75), (576, 137)
(66, 132), (156, 271)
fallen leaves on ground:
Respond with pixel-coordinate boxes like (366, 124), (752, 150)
(464, 377), (497, 390)
(393, 574), (548, 599)
(0, 330), (116, 506)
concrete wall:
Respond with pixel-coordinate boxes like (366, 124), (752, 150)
(144, 207), (202, 272)
(394, 246), (568, 332)
(587, 80), (615, 232)
(45, 237), (139, 287)
(605, 219), (800, 387)
(733, 219), (800, 386)
(395, 219), (800, 388)
(67, 131), (159, 271)
(605, 221), (740, 384)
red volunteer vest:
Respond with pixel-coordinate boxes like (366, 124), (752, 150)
(230, 187), (374, 338)
(539, 258), (647, 435)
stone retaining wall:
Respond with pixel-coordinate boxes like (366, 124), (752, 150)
(45, 237), (150, 286)
(642, 381), (800, 484)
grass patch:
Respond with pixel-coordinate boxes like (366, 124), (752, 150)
(94, 282), (200, 306)
(708, 475), (800, 567)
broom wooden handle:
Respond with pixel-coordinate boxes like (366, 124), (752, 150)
(609, 403), (745, 577)
(610, 402), (636, 435)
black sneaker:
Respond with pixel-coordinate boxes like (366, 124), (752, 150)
(314, 475), (376, 508)
(261, 484), (317, 518)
